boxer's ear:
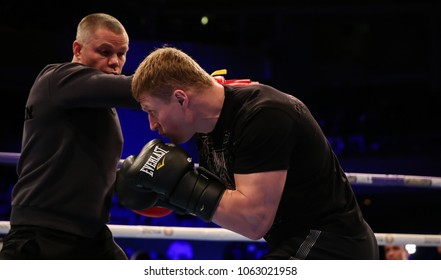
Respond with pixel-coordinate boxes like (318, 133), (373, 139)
(173, 89), (186, 106)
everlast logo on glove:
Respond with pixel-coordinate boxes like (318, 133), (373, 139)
(140, 145), (170, 177)
(117, 138), (226, 222)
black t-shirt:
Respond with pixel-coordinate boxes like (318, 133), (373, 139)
(196, 84), (365, 240)
(10, 62), (137, 238)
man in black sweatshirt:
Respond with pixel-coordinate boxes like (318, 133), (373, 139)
(0, 13), (139, 259)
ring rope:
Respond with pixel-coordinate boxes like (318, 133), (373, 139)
(345, 172), (441, 188)
(1, 152), (441, 188)
(0, 221), (439, 246)
(0, 152), (21, 165)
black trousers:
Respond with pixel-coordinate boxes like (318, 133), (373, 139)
(262, 221), (379, 260)
(0, 225), (127, 260)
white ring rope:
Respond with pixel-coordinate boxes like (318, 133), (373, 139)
(1, 152), (441, 188)
(345, 172), (441, 188)
(0, 221), (440, 246)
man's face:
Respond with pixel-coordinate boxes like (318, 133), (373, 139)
(75, 28), (128, 75)
(384, 245), (408, 260)
(139, 93), (195, 144)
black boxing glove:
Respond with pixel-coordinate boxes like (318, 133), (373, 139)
(169, 165), (225, 222)
(155, 196), (190, 216)
(115, 155), (160, 210)
(124, 138), (226, 222)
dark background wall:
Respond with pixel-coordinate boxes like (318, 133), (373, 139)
(1, 1), (441, 259)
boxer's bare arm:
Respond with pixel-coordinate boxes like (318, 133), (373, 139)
(212, 170), (286, 240)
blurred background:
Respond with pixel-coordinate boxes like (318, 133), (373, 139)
(1, 0), (440, 259)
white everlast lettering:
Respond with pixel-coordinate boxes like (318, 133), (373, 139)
(140, 145), (169, 177)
